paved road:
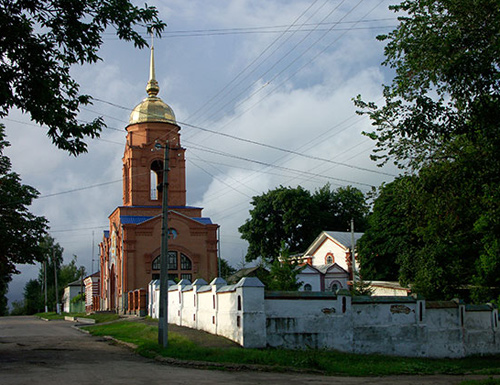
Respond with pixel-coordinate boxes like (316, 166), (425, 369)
(0, 316), (494, 384)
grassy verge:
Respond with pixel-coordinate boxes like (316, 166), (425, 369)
(35, 312), (120, 323)
(84, 320), (500, 377)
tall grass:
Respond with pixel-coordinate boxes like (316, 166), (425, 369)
(85, 320), (500, 377)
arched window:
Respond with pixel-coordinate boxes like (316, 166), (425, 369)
(156, 251), (194, 281)
(181, 254), (192, 270)
(150, 160), (163, 200)
(329, 280), (342, 292)
(303, 283), (312, 291)
(325, 253), (334, 264)
(168, 251), (178, 270)
(152, 255), (160, 270)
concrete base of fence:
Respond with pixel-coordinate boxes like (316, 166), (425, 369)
(64, 316), (96, 324)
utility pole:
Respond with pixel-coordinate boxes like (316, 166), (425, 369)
(80, 266), (85, 311)
(53, 249), (60, 314)
(156, 140), (170, 348)
(351, 218), (357, 284)
(44, 259), (48, 313)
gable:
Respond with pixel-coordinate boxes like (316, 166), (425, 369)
(325, 263), (349, 275)
(300, 264), (320, 274)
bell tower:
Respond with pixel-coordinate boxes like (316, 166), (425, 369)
(122, 45), (186, 207)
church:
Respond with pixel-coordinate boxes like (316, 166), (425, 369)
(98, 47), (219, 313)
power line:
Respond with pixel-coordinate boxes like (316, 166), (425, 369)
(185, 0), (324, 125)
(187, 142), (375, 188)
(94, 98), (393, 177)
(101, 18), (397, 38)
(192, 0), (350, 128)
(199, 0), (386, 140)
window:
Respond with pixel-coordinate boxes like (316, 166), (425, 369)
(152, 255), (161, 270)
(325, 253), (334, 264)
(303, 283), (312, 291)
(168, 251), (178, 270)
(181, 254), (192, 270)
(150, 160), (163, 200)
(329, 281), (342, 292)
(165, 251), (194, 281)
(168, 228), (178, 239)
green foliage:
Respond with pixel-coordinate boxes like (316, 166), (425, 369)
(357, 180), (412, 281)
(267, 243), (303, 291)
(351, 278), (373, 297)
(9, 300), (25, 316)
(239, 184), (368, 263)
(219, 258), (237, 281)
(355, 0), (500, 301)
(23, 279), (43, 315)
(0, 1), (165, 155)
(0, 125), (48, 313)
(0, 272), (9, 316)
(58, 255), (84, 291)
(22, 241), (85, 313)
(359, 154), (498, 299)
(71, 293), (85, 304)
(355, 0), (500, 170)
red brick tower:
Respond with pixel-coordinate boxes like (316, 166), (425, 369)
(99, 46), (219, 313)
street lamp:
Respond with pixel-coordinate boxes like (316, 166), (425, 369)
(154, 140), (169, 347)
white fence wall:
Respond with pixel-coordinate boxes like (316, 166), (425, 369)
(150, 278), (500, 358)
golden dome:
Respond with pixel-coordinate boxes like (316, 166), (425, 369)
(128, 44), (176, 125)
(129, 96), (176, 125)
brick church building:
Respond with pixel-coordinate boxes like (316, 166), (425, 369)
(98, 47), (219, 313)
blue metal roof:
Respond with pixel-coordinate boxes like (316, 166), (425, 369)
(192, 217), (212, 225)
(119, 215), (212, 226)
(118, 205), (202, 210)
(120, 215), (154, 225)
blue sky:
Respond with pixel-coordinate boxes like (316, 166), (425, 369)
(4, 0), (400, 306)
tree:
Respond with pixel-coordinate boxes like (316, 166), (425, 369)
(23, 279), (43, 315)
(0, 125), (48, 314)
(22, 244), (84, 314)
(312, 184), (369, 233)
(358, 157), (488, 299)
(355, 0), (500, 300)
(239, 186), (316, 264)
(239, 184), (368, 264)
(357, 178), (414, 282)
(0, 0), (166, 155)
(355, 0), (500, 170)
(267, 243), (303, 291)
(219, 258), (237, 281)
(58, 255), (83, 290)
(9, 300), (25, 316)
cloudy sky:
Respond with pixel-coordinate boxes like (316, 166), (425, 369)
(4, 0), (401, 305)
